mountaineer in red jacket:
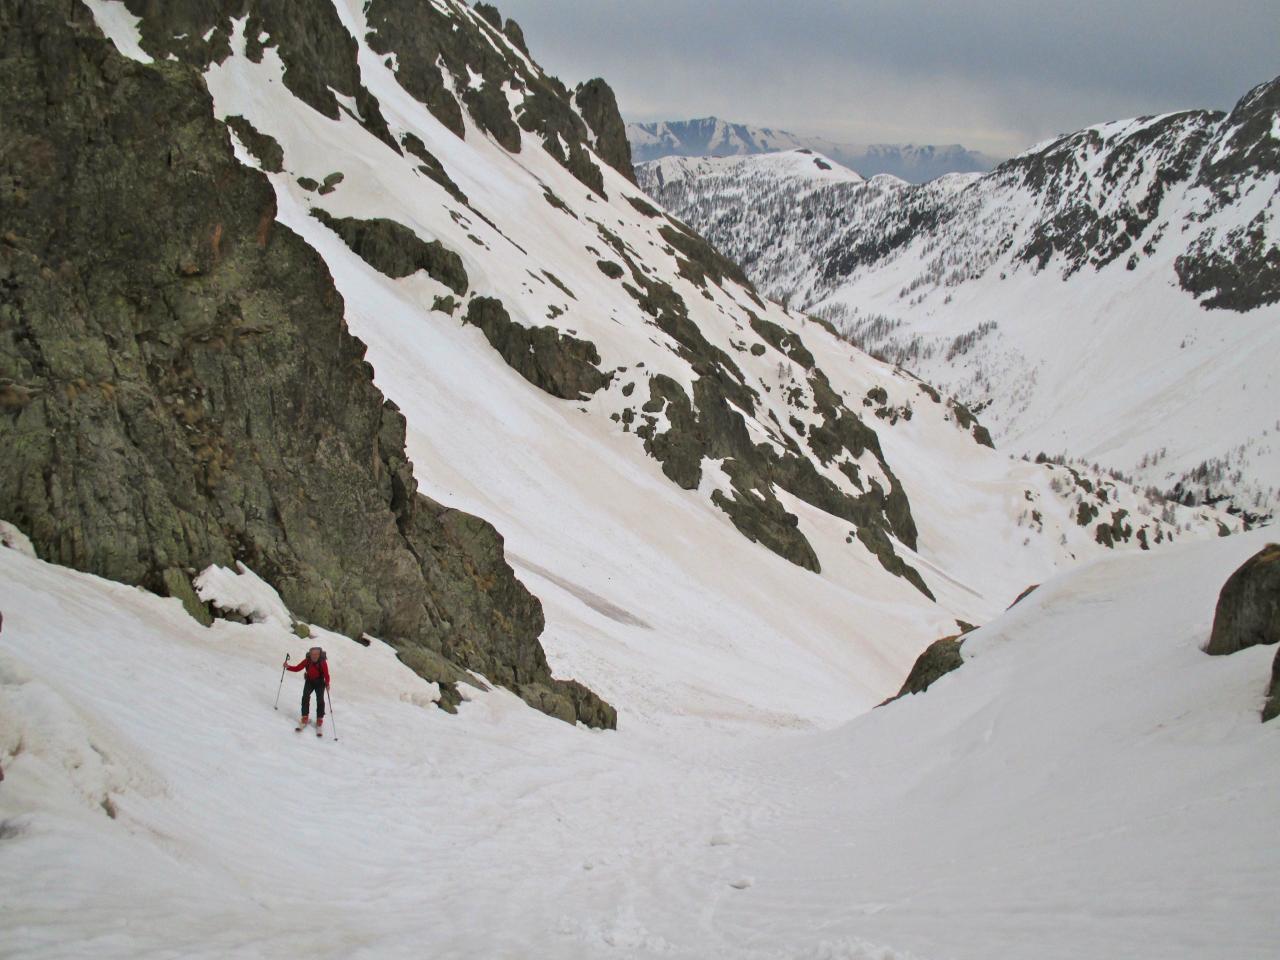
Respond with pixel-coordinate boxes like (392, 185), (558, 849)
(287, 647), (331, 735)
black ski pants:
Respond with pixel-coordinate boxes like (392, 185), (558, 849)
(302, 677), (327, 719)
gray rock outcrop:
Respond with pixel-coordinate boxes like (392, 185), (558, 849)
(1205, 543), (1280, 723)
(881, 635), (966, 705)
(1206, 544), (1280, 655)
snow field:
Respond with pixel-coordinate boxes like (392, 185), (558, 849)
(713, 528), (1280, 960)
(0, 546), (782, 959)
(192, 0), (1239, 739)
(3, 523), (1277, 959)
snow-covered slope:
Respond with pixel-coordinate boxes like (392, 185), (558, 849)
(639, 151), (969, 308)
(642, 149), (868, 196)
(0, 0), (1244, 722)
(719, 526), (1280, 960)
(2, 497), (1275, 959)
(41, 0), (1233, 721)
(638, 86), (1280, 519)
(628, 117), (999, 183)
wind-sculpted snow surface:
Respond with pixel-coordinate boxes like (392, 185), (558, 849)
(638, 82), (1280, 519)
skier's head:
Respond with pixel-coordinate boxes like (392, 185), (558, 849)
(308, 647), (321, 661)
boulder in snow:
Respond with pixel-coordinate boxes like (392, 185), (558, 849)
(1205, 542), (1280, 721)
(194, 563), (296, 630)
(1205, 543), (1280, 655)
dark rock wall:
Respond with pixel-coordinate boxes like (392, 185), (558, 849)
(121, 0), (400, 150)
(70, 0), (930, 597)
(0, 0), (613, 729)
(463, 297), (613, 401)
(311, 210), (469, 294)
(575, 78), (637, 183)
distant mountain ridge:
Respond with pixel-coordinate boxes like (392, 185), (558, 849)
(627, 116), (999, 183)
(636, 77), (1280, 520)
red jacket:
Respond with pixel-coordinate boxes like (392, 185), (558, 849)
(288, 657), (330, 684)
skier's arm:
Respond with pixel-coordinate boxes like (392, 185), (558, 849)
(322, 661), (331, 685)
(286, 660), (305, 672)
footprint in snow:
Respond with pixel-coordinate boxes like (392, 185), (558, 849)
(728, 877), (753, 890)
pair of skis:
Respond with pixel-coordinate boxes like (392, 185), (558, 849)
(295, 718), (325, 738)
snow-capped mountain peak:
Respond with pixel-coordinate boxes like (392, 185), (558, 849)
(627, 116), (1000, 182)
(645, 148), (864, 192)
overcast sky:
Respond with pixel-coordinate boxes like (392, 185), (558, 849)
(492, 0), (1278, 156)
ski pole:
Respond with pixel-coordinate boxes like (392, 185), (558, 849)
(274, 654), (289, 710)
(326, 687), (339, 742)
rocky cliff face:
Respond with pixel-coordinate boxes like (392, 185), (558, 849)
(1176, 78), (1280, 312)
(112, 0), (634, 195)
(0, 0), (614, 728)
(575, 78), (636, 184)
(363, 0), (634, 192)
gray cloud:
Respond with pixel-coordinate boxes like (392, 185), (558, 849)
(491, 0), (1279, 155)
